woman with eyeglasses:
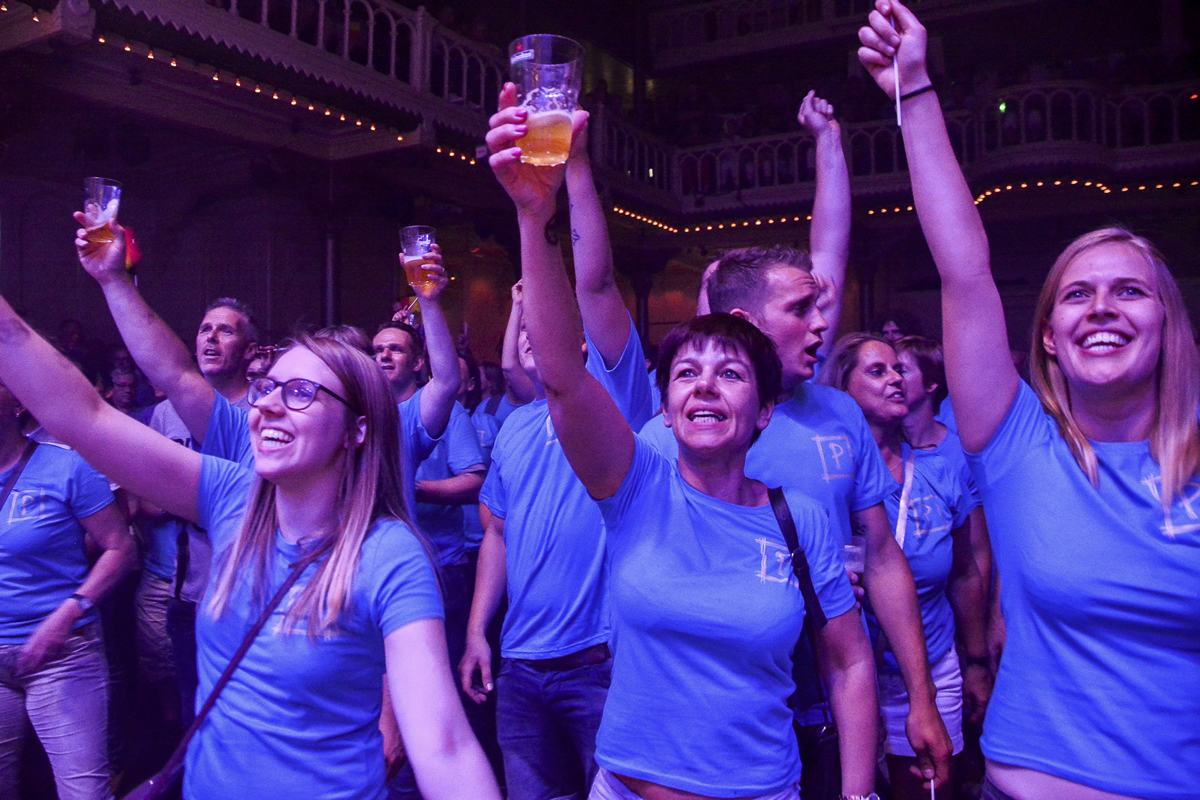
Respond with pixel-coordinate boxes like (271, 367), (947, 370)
(0, 287), (501, 800)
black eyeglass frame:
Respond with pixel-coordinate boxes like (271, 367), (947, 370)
(247, 377), (356, 413)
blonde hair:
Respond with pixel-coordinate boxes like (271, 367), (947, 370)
(1030, 228), (1200, 505)
(206, 334), (422, 636)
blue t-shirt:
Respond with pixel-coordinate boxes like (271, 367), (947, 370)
(596, 437), (855, 796)
(204, 389), (438, 524)
(414, 401), (484, 567)
(971, 381), (1200, 799)
(186, 456), (442, 800)
(478, 316), (652, 659)
(874, 445), (971, 672)
(931, 428), (981, 507)
(0, 442), (114, 644)
(463, 408), (500, 550)
(140, 400), (198, 582)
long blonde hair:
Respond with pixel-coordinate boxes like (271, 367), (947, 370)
(1029, 227), (1200, 505)
(206, 334), (421, 636)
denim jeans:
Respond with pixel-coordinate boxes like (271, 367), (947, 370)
(496, 655), (611, 800)
(0, 623), (113, 800)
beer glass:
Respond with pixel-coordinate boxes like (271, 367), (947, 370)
(841, 535), (866, 578)
(82, 177), (121, 250)
(400, 226), (437, 293)
(507, 34), (584, 167)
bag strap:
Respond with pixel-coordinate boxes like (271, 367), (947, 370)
(768, 486), (834, 722)
(0, 440), (39, 511)
(893, 448), (916, 550)
(768, 486), (828, 632)
(154, 539), (333, 777)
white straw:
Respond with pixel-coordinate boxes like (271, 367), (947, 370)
(891, 15), (902, 126)
(931, 775), (936, 800)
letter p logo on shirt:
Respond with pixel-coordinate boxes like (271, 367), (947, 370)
(812, 435), (853, 483)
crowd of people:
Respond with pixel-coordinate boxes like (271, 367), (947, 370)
(1, 2), (1197, 800)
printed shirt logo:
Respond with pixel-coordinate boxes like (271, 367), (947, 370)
(755, 538), (799, 587)
(812, 435), (854, 482)
(906, 494), (950, 542)
(6, 490), (49, 524)
(1141, 474), (1200, 539)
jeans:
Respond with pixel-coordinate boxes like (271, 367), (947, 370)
(496, 655), (611, 800)
(0, 623), (113, 800)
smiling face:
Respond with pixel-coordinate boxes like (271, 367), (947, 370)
(196, 307), (256, 381)
(741, 265), (828, 392)
(250, 347), (358, 488)
(1041, 241), (1165, 400)
(846, 340), (908, 429)
(372, 328), (424, 397)
(663, 338), (772, 458)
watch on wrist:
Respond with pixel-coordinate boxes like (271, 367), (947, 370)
(841, 794), (881, 800)
(69, 593), (95, 614)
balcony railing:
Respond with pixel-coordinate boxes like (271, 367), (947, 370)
(95, 0), (507, 135)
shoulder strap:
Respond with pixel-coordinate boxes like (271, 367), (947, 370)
(155, 540), (332, 777)
(767, 486), (828, 632)
(0, 440), (39, 511)
(894, 448), (916, 550)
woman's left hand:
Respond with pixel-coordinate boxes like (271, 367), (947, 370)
(17, 603), (79, 675)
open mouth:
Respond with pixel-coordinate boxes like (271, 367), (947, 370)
(688, 409), (727, 423)
(1080, 331), (1130, 353)
(259, 428), (295, 449)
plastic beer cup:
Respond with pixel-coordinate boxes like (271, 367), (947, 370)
(82, 177), (121, 252)
(400, 226), (437, 293)
(507, 34), (584, 167)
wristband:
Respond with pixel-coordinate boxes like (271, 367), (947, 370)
(900, 84), (935, 102)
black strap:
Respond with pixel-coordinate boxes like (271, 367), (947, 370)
(768, 486), (828, 631)
(154, 540), (333, 778)
(484, 393), (502, 416)
(0, 440), (38, 511)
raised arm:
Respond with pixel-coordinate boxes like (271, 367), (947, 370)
(74, 219), (217, 443)
(488, 83), (634, 500)
(565, 115), (633, 367)
(799, 91), (851, 353)
(858, 0), (1016, 452)
(501, 282), (537, 404)
(0, 296), (201, 523)
(413, 250), (461, 440)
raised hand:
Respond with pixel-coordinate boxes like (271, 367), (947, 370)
(408, 243), (449, 303)
(74, 213), (128, 286)
(798, 90), (840, 138)
(487, 82), (587, 216)
(857, 0), (930, 100)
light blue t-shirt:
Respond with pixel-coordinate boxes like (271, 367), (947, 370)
(414, 401), (484, 567)
(596, 436), (855, 796)
(971, 381), (1200, 799)
(478, 316), (652, 659)
(204, 389), (437, 523)
(186, 456), (442, 800)
(639, 382), (893, 715)
(875, 445), (971, 672)
(463, 407), (500, 551)
(140, 399), (197, 582)
(931, 428), (981, 507)
(0, 442), (114, 644)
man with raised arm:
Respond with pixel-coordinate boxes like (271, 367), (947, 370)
(640, 91), (953, 796)
(458, 100), (652, 800)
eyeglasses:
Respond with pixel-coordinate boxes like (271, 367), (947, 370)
(247, 377), (355, 412)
